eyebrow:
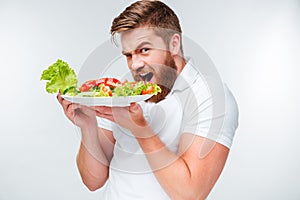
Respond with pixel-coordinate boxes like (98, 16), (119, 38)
(122, 41), (152, 55)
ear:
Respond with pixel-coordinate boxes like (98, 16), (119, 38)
(169, 34), (181, 56)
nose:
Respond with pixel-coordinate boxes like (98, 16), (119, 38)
(131, 54), (145, 72)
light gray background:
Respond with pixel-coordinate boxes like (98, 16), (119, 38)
(1, 0), (300, 199)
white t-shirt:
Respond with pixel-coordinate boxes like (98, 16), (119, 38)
(97, 58), (239, 199)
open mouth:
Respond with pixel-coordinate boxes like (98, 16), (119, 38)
(139, 72), (153, 82)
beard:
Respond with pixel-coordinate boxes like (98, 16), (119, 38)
(141, 52), (178, 103)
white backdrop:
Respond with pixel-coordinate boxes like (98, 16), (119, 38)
(1, 0), (300, 199)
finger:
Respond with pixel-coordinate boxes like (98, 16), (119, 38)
(91, 106), (113, 115)
(94, 108), (111, 117)
(62, 99), (72, 111)
(129, 103), (139, 113)
(57, 93), (72, 110)
(56, 93), (74, 118)
(57, 93), (63, 104)
(128, 103), (147, 127)
(68, 103), (82, 110)
(74, 104), (97, 116)
(66, 103), (89, 113)
(96, 112), (115, 122)
(64, 103), (88, 119)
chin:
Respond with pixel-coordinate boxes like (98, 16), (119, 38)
(148, 77), (156, 84)
(146, 84), (171, 103)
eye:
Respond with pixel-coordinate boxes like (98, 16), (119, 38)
(140, 48), (150, 54)
(124, 53), (132, 59)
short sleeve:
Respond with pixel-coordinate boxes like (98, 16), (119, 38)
(181, 80), (239, 149)
(96, 117), (114, 131)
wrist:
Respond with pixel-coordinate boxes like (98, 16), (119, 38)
(80, 122), (98, 139)
(80, 118), (97, 131)
(133, 127), (165, 154)
(131, 124), (156, 139)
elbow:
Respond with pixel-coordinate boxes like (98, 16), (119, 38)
(86, 184), (100, 192)
(175, 185), (209, 200)
(78, 172), (108, 192)
(76, 156), (109, 192)
(86, 184), (102, 192)
(178, 193), (207, 200)
(184, 186), (210, 200)
(189, 190), (210, 200)
(78, 170), (108, 192)
(190, 193), (207, 200)
(83, 178), (107, 192)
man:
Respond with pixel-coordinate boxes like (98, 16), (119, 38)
(57, 1), (238, 199)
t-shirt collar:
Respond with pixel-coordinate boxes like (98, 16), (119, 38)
(171, 57), (199, 93)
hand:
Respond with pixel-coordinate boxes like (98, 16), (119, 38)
(92, 103), (149, 137)
(57, 93), (97, 128)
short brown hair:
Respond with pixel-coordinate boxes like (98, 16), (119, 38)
(111, 0), (182, 49)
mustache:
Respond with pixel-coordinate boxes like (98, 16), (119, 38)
(132, 61), (177, 73)
(131, 65), (153, 82)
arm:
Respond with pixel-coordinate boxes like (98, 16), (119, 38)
(135, 128), (229, 200)
(57, 94), (115, 191)
(94, 103), (229, 199)
(76, 127), (115, 191)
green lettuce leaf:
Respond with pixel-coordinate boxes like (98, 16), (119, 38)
(40, 59), (78, 95)
(113, 81), (161, 96)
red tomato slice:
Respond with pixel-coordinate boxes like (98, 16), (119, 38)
(105, 78), (121, 87)
(79, 80), (97, 92)
(100, 85), (113, 96)
(141, 85), (154, 95)
(95, 78), (107, 86)
(79, 78), (121, 92)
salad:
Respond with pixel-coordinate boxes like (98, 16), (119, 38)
(40, 59), (161, 97)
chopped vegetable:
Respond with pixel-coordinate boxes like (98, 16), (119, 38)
(79, 78), (121, 92)
(41, 59), (161, 97)
(40, 59), (78, 95)
(114, 81), (161, 97)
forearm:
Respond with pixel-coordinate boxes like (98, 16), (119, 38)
(134, 128), (200, 200)
(76, 125), (109, 191)
(92, 104), (226, 198)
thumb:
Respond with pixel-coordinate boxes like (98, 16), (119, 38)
(129, 102), (139, 113)
(129, 103), (147, 127)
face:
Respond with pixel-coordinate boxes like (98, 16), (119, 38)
(121, 28), (178, 103)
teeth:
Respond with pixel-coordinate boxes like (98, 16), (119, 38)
(139, 72), (153, 82)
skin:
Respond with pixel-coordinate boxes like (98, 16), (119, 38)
(56, 95), (115, 190)
(57, 27), (229, 199)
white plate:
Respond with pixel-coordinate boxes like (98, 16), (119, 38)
(61, 94), (153, 106)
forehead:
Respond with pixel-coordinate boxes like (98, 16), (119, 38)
(120, 28), (167, 52)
